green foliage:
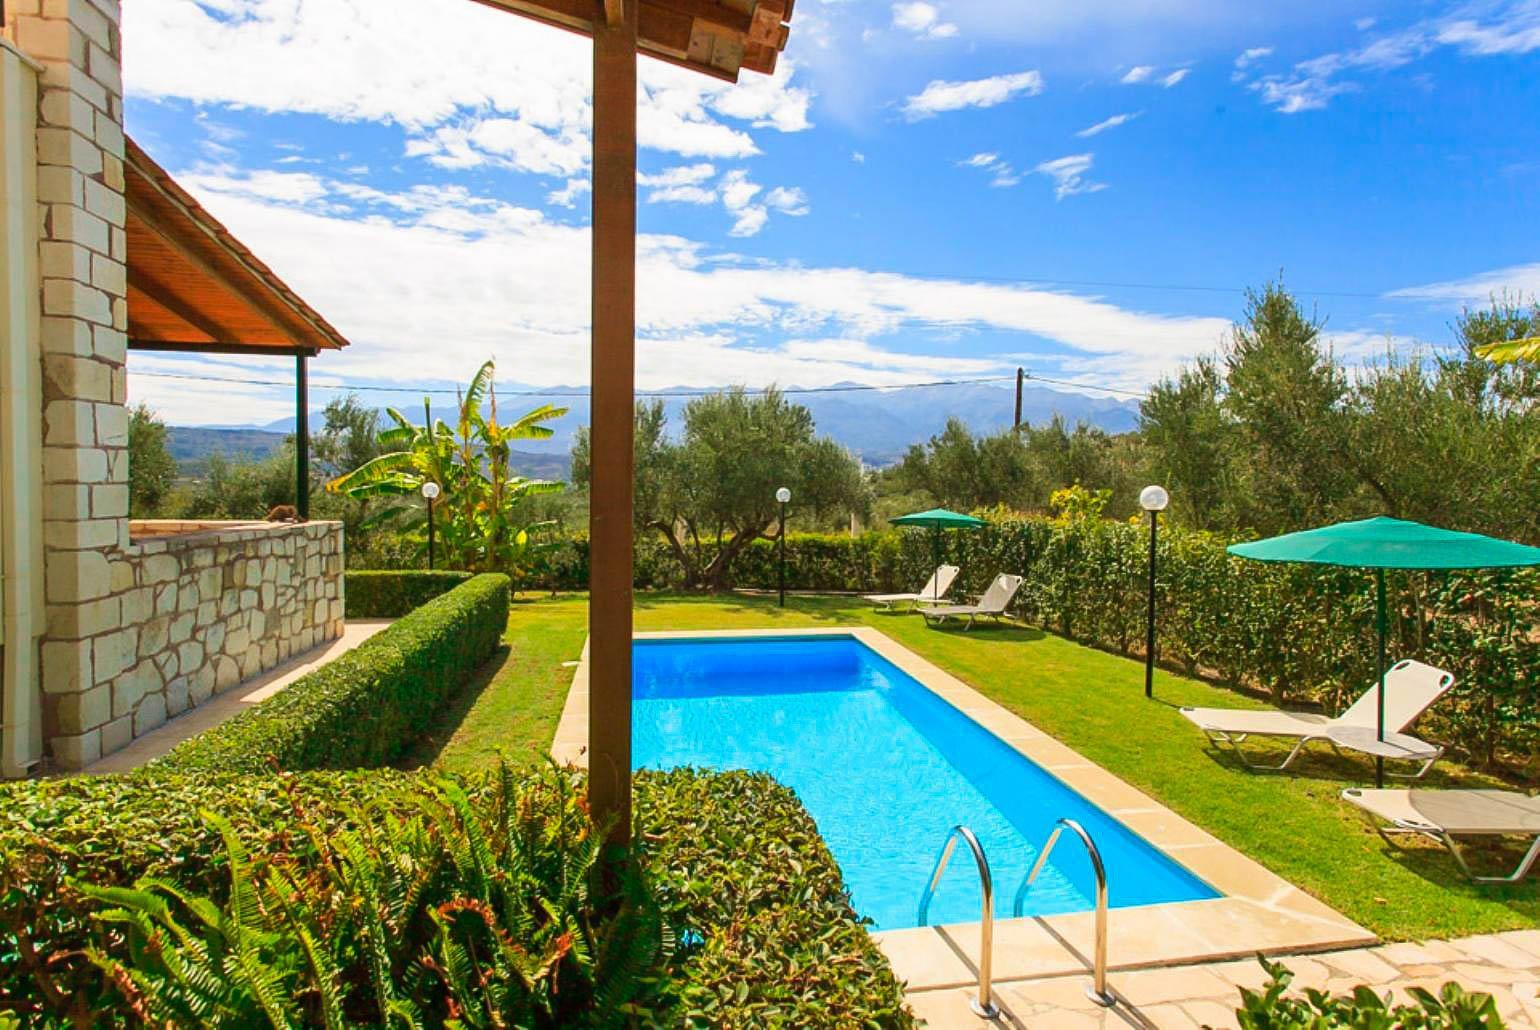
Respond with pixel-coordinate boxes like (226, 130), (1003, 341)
(344, 570), (473, 618)
(1232, 955), (1503, 1029)
(180, 447), (299, 519)
(77, 765), (670, 1028)
(127, 404), (178, 517)
(572, 389), (869, 590)
(1474, 336), (1540, 364)
(327, 361), (567, 578)
(635, 768), (913, 1026)
(888, 415), (1144, 519)
(154, 574), (510, 774)
(0, 765), (911, 1027)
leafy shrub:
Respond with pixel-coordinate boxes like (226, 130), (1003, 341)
(154, 573), (510, 774)
(1231, 955), (1503, 1029)
(344, 569), (472, 618)
(78, 765), (668, 1028)
(636, 768), (913, 1026)
(0, 767), (913, 1027)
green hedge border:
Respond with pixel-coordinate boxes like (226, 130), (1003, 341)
(154, 573), (510, 774)
(344, 569), (473, 619)
(0, 766), (912, 1026)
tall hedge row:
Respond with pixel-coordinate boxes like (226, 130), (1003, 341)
(343, 569), (472, 618)
(154, 572), (511, 773)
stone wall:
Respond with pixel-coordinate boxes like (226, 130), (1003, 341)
(6, 0), (130, 769)
(95, 521), (345, 758)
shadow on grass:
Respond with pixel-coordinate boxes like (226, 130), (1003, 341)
(916, 620), (1047, 643)
(396, 644), (512, 770)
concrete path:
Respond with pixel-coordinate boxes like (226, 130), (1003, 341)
(906, 929), (1540, 1028)
(84, 620), (391, 773)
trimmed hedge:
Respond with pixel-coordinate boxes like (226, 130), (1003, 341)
(154, 572), (510, 773)
(637, 768), (912, 1025)
(344, 568), (472, 618)
(0, 767), (913, 1026)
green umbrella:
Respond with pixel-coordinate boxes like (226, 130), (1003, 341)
(1228, 516), (1540, 785)
(890, 508), (987, 600)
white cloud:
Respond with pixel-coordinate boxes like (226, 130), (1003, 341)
(892, 1), (959, 39)
(1076, 111), (1141, 137)
(1160, 67), (1191, 87)
(1234, 46), (1274, 68)
(123, 0), (813, 173)
(1034, 153), (1108, 199)
(959, 152), (1019, 187)
(1121, 65), (1155, 84)
(900, 70), (1045, 119)
(1388, 261), (1540, 303)
(124, 165), (1227, 419)
(1249, 2), (1540, 114)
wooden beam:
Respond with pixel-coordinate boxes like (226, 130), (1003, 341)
(128, 340), (313, 356)
(589, 0), (637, 846)
(127, 273), (244, 345)
(604, 0), (624, 26)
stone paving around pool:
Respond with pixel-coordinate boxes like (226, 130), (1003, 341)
(903, 929), (1540, 1028)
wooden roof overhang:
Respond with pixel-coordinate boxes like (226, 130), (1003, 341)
(469, 0), (792, 81)
(124, 137), (349, 357)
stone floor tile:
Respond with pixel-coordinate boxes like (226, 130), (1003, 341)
(1499, 931), (1540, 963)
(1450, 962), (1534, 987)
(1454, 934), (1540, 969)
(1104, 966), (1235, 1007)
(1180, 999), (1240, 1029)
(1318, 947), (1403, 984)
(875, 927), (976, 991)
(1373, 939), (1464, 965)
(1136, 1002), (1203, 1028)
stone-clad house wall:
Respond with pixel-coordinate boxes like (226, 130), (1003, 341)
(3, 0), (346, 770)
(86, 522), (345, 756)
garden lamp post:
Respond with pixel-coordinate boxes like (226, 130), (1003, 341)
(422, 481), (441, 570)
(776, 487), (791, 607)
(1140, 485), (1169, 699)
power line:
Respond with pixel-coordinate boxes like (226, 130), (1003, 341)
(1023, 371), (1148, 399)
(129, 369), (1021, 398)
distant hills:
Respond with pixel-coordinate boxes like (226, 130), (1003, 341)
(175, 380), (1141, 475)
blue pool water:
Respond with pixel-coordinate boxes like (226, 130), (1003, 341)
(632, 635), (1217, 931)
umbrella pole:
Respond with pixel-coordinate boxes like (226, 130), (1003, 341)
(933, 526), (941, 600)
(1376, 568), (1387, 789)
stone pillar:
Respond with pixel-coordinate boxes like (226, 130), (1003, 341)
(9, 0), (129, 768)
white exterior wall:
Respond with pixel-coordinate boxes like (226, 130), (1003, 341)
(0, 36), (46, 776)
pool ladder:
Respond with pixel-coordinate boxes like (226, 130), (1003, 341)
(916, 817), (1113, 1020)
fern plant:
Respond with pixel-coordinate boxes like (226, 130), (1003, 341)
(76, 763), (671, 1027)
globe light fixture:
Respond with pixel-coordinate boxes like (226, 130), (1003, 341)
(1140, 485), (1169, 697)
(1139, 484), (1169, 512)
(422, 481), (441, 569)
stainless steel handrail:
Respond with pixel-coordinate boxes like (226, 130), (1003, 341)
(1013, 818), (1114, 1007)
(916, 825), (999, 1020)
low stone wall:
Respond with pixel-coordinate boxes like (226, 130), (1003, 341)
(75, 520), (344, 764)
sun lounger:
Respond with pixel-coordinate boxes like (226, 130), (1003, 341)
(1342, 787), (1540, 883)
(1179, 659), (1454, 776)
(921, 573), (1023, 630)
(863, 565), (960, 610)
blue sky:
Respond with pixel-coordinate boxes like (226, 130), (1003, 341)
(121, 0), (1540, 427)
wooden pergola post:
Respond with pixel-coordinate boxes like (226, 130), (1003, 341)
(587, 0), (638, 843)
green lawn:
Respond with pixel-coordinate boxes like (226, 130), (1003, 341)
(419, 591), (1538, 941)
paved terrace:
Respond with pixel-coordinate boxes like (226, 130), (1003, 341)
(905, 929), (1540, 1028)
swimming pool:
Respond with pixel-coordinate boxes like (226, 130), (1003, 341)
(632, 634), (1217, 931)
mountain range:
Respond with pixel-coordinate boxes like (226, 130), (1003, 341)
(173, 380), (1141, 476)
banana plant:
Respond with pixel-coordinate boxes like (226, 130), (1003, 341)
(1474, 336), (1540, 364)
(326, 360), (567, 573)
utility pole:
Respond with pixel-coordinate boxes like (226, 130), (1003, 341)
(1014, 367), (1024, 428)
